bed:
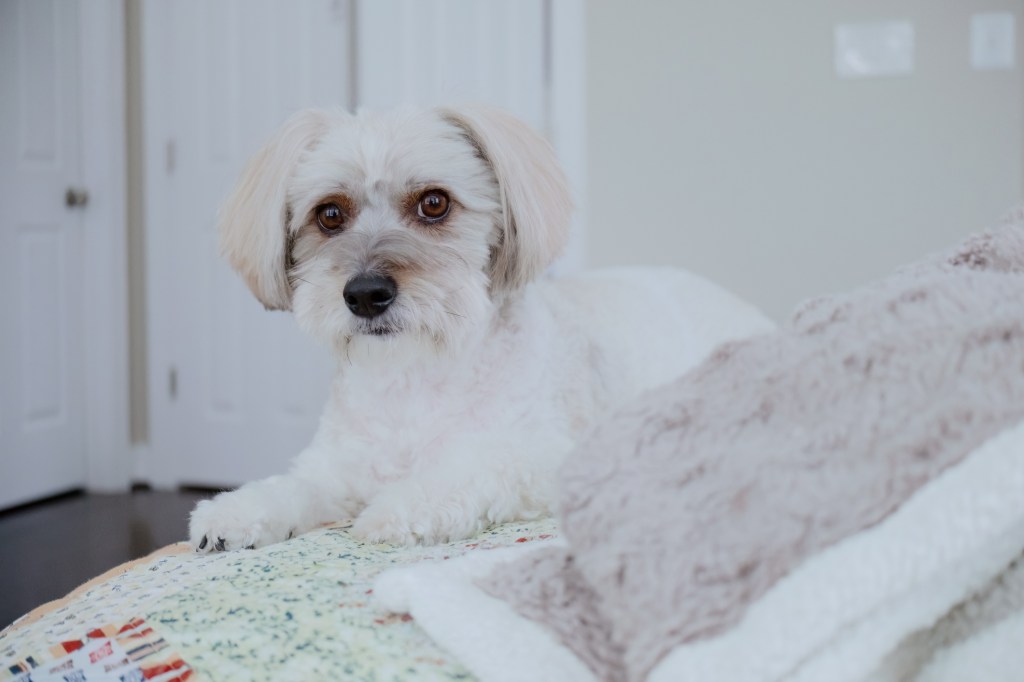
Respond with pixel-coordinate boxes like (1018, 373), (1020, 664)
(5, 208), (1024, 682)
(1, 518), (557, 680)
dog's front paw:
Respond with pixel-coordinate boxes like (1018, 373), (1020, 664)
(189, 491), (294, 553)
(350, 506), (423, 546)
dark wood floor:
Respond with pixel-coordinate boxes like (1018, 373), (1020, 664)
(0, 489), (213, 629)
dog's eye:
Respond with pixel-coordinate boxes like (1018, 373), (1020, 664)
(316, 203), (346, 234)
(417, 190), (450, 221)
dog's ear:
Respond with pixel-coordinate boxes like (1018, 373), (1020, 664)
(219, 109), (333, 311)
(439, 105), (572, 292)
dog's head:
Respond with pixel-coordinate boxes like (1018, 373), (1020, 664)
(219, 105), (571, 360)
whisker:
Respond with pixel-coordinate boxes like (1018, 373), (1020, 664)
(293, 276), (326, 290)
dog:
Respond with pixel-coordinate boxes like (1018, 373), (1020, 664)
(189, 105), (773, 550)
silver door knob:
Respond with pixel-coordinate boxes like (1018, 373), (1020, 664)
(65, 187), (89, 208)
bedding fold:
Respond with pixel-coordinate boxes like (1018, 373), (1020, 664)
(376, 212), (1024, 681)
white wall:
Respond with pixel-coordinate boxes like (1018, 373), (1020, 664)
(586, 1), (1024, 319)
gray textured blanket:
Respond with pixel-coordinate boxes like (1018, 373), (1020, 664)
(480, 214), (1024, 681)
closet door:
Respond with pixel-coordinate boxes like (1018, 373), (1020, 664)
(0, 0), (88, 508)
(142, 0), (350, 487)
(357, 0), (547, 131)
(143, 0), (552, 487)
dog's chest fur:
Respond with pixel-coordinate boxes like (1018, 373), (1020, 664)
(312, 286), (610, 487)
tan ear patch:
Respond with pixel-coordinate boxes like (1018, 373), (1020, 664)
(438, 105), (573, 292)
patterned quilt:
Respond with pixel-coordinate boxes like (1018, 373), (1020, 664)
(0, 518), (559, 681)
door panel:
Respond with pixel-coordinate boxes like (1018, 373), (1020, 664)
(19, 226), (68, 429)
(144, 0), (551, 487)
(143, 0), (349, 487)
(357, 0), (548, 132)
(0, 0), (87, 508)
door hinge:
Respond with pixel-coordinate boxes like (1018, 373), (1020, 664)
(165, 138), (176, 174)
(169, 366), (178, 400)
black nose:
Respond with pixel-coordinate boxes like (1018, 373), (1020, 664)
(343, 273), (397, 318)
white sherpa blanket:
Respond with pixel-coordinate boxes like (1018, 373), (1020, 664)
(376, 209), (1024, 682)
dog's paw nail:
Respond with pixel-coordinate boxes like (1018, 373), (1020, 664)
(287, 529), (295, 540)
(198, 535), (208, 550)
(215, 537), (227, 552)
(244, 544), (255, 550)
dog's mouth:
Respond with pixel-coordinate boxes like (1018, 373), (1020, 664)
(356, 322), (400, 337)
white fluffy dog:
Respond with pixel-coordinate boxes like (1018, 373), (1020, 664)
(189, 105), (772, 551)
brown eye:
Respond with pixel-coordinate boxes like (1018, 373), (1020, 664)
(417, 190), (450, 221)
(316, 203), (346, 234)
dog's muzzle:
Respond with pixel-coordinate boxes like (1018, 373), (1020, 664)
(343, 273), (397, 319)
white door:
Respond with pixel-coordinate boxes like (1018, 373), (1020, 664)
(0, 0), (88, 508)
(142, 0), (350, 488)
(144, 0), (557, 488)
(356, 0), (547, 130)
